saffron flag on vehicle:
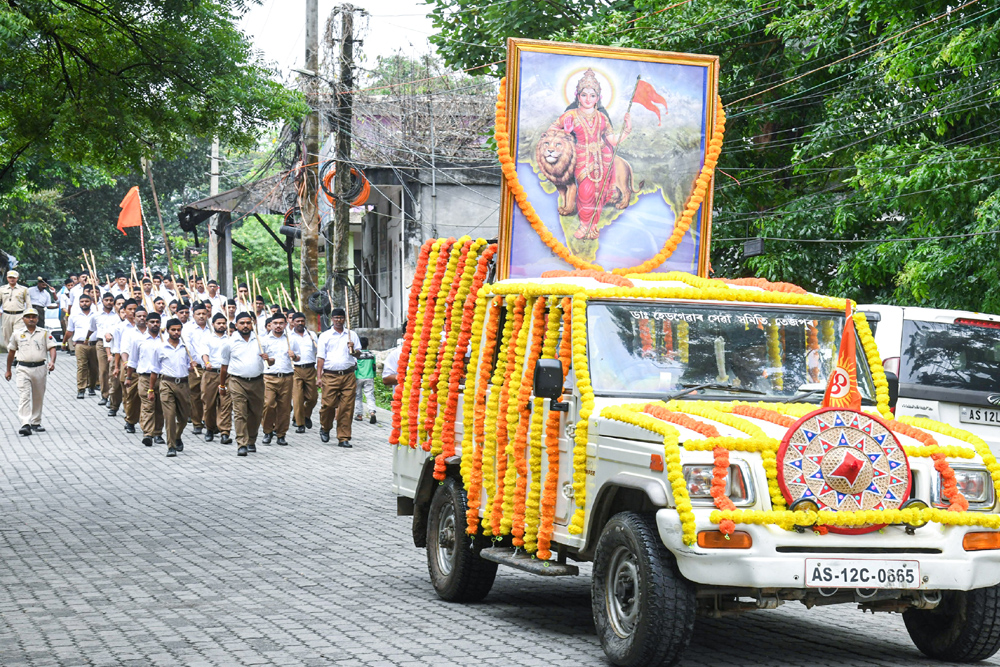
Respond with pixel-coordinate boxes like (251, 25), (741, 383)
(632, 79), (668, 125)
(117, 186), (143, 236)
(822, 302), (862, 410)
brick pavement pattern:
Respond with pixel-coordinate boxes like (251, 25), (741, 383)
(1, 360), (998, 666)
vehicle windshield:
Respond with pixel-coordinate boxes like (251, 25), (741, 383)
(586, 301), (875, 402)
(900, 319), (1000, 393)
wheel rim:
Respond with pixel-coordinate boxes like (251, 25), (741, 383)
(434, 502), (457, 576)
(605, 545), (641, 638)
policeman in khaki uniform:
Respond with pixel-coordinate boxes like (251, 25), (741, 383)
(5, 308), (57, 435)
(1, 269), (30, 353)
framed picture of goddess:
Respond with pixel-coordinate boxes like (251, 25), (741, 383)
(497, 38), (720, 279)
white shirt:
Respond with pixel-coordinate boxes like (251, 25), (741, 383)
(194, 289), (210, 303)
(67, 309), (96, 343)
(112, 320), (135, 355)
(152, 340), (191, 378)
(94, 309), (120, 343)
(316, 328), (360, 371)
(289, 329), (317, 365)
(119, 323), (145, 362)
(109, 283), (127, 297)
(202, 331), (231, 369)
(182, 321), (211, 363)
(129, 332), (162, 373)
(382, 346), (402, 379)
(27, 286), (53, 308)
(256, 311), (268, 333)
(139, 290), (157, 311)
(206, 293), (227, 315)
(58, 287), (72, 312)
(262, 332), (294, 374)
(227, 332), (264, 378)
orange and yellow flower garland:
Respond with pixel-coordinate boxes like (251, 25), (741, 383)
(537, 299), (572, 560)
(391, 239), (434, 445)
(495, 78), (726, 275)
(541, 269), (634, 288)
(888, 419), (969, 512)
(465, 297), (501, 534)
(568, 293), (596, 534)
(481, 299), (516, 536)
(500, 296), (535, 535)
(491, 296), (527, 535)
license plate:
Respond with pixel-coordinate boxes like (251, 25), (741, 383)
(960, 406), (1000, 426)
(805, 559), (919, 589)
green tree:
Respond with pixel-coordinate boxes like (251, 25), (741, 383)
(0, 0), (307, 188)
(232, 217), (325, 306)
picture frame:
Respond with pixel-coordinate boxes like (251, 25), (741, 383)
(497, 38), (720, 279)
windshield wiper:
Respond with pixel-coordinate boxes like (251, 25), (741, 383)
(782, 388), (824, 403)
(665, 383), (765, 401)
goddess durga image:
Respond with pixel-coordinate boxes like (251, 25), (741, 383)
(536, 68), (647, 240)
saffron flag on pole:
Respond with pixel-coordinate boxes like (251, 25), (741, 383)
(117, 186), (143, 235)
(822, 302), (862, 410)
(632, 79), (668, 125)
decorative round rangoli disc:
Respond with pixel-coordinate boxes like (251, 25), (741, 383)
(777, 408), (911, 535)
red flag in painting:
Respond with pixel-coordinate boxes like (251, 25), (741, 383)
(117, 186), (142, 235)
(632, 80), (668, 125)
(822, 302), (862, 410)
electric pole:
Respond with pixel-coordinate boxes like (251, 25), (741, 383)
(329, 4), (356, 320)
(208, 138), (220, 281)
(299, 0), (321, 327)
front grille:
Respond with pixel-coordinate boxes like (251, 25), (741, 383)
(775, 546), (941, 555)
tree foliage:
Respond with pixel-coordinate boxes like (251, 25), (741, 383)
(427, 0), (1000, 312)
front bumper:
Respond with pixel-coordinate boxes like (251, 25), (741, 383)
(656, 509), (1000, 591)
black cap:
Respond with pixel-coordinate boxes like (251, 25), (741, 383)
(331, 307), (346, 317)
(165, 317), (182, 329)
(146, 311), (161, 321)
(212, 313), (227, 323)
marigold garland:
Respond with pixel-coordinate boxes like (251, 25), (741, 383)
(466, 297), (501, 534)
(765, 320), (783, 391)
(500, 295), (538, 536)
(495, 77), (726, 275)
(541, 269), (635, 288)
(568, 293), (596, 534)
(511, 297), (548, 545)
(888, 419), (969, 512)
(480, 298), (516, 536)
(491, 295), (527, 535)
(899, 416), (1000, 506)
(537, 298), (572, 560)
(677, 320), (689, 363)
(720, 277), (808, 294)
(730, 404), (797, 428)
(391, 239), (434, 445)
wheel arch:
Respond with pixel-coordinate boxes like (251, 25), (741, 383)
(412, 455), (463, 548)
(578, 473), (670, 561)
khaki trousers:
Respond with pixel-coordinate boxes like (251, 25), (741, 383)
(319, 372), (356, 441)
(60, 313), (71, 351)
(230, 376), (264, 447)
(75, 342), (98, 390)
(262, 374), (293, 436)
(188, 368), (204, 429)
(108, 362), (123, 411)
(137, 374), (163, 437)
(1, 312), (23, 352)
(96, 340), (110, 398)
(292, 365), (318, 426)
(159, 378), (191, 446)
(16, 363), (46, 426)
(201, 369), (232, 434)
(121, 365), (139, 424)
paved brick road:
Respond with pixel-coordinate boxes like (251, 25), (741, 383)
(0, 359), (997, 666)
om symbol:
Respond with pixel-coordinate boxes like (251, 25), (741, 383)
(828, 367), (850, 399)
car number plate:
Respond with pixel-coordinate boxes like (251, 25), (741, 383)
(960, 406), (1000, 426)
(805, 559), (919, 589)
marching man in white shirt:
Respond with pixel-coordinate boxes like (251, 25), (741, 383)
(261, 312), (298, 446)
(316, 307), (360, 447)
(205, 280), (227, 315)
(289, 312), (318, 433)
(182, 302), (211, 436)
(127, 311), (163, 446)
(219, 312), (272, 456)
(149, 318), (196, 457)
(200, 313), (233, 443)
(94, 292), (119, 407)
(66, 292), (98, 399)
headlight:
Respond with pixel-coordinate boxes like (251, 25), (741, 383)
(932, 465), (995, 510)
(682, 461), (754, 507)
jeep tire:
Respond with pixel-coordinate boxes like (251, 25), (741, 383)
(591, 512), (696, 667)
(904, 585), (1000, 662)
(426, 476), (498, 602)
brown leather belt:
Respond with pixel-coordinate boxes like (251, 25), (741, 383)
(323, 368), (354, 376)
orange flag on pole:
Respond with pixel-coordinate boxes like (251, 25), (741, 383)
(632, 79), (668, 125)
(822, 302), (862, 410)
(117, 186), (143, 235)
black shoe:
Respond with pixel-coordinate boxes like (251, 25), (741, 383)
(295, 425), (305, 434)
(88, 388), (96, 396)
(166, 447), (177, 458)
(154, 436), (165, 445)
(77, 390), (84, 399)
(107, 409), (117, 417)
(192, 426), (202, 435)
(220, 434), (232, 445)
(277, 436), (288, 446)
(125, 422), (136, 433)
(30, 424), (44, 432)
(142, 436), (152, 447)
(175, 439), (184, 452)
(370, 413), (377, 424)
(247, 444), (257, 453)
(18, 424), (32, 436)
(204, 431), (214, 442)
(320, 430), (330, 443)
(338, 440), (353, 448)
(305, 417), (313, 429)
(98, 398), (107, 406)
(262, 432), (273, 445)
(237, 446), (248, 456)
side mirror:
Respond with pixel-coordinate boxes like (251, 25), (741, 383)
(533, 358), (564, 399)
(884, 371), (899, 410)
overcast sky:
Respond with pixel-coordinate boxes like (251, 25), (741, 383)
(240, 0), (438, 82)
